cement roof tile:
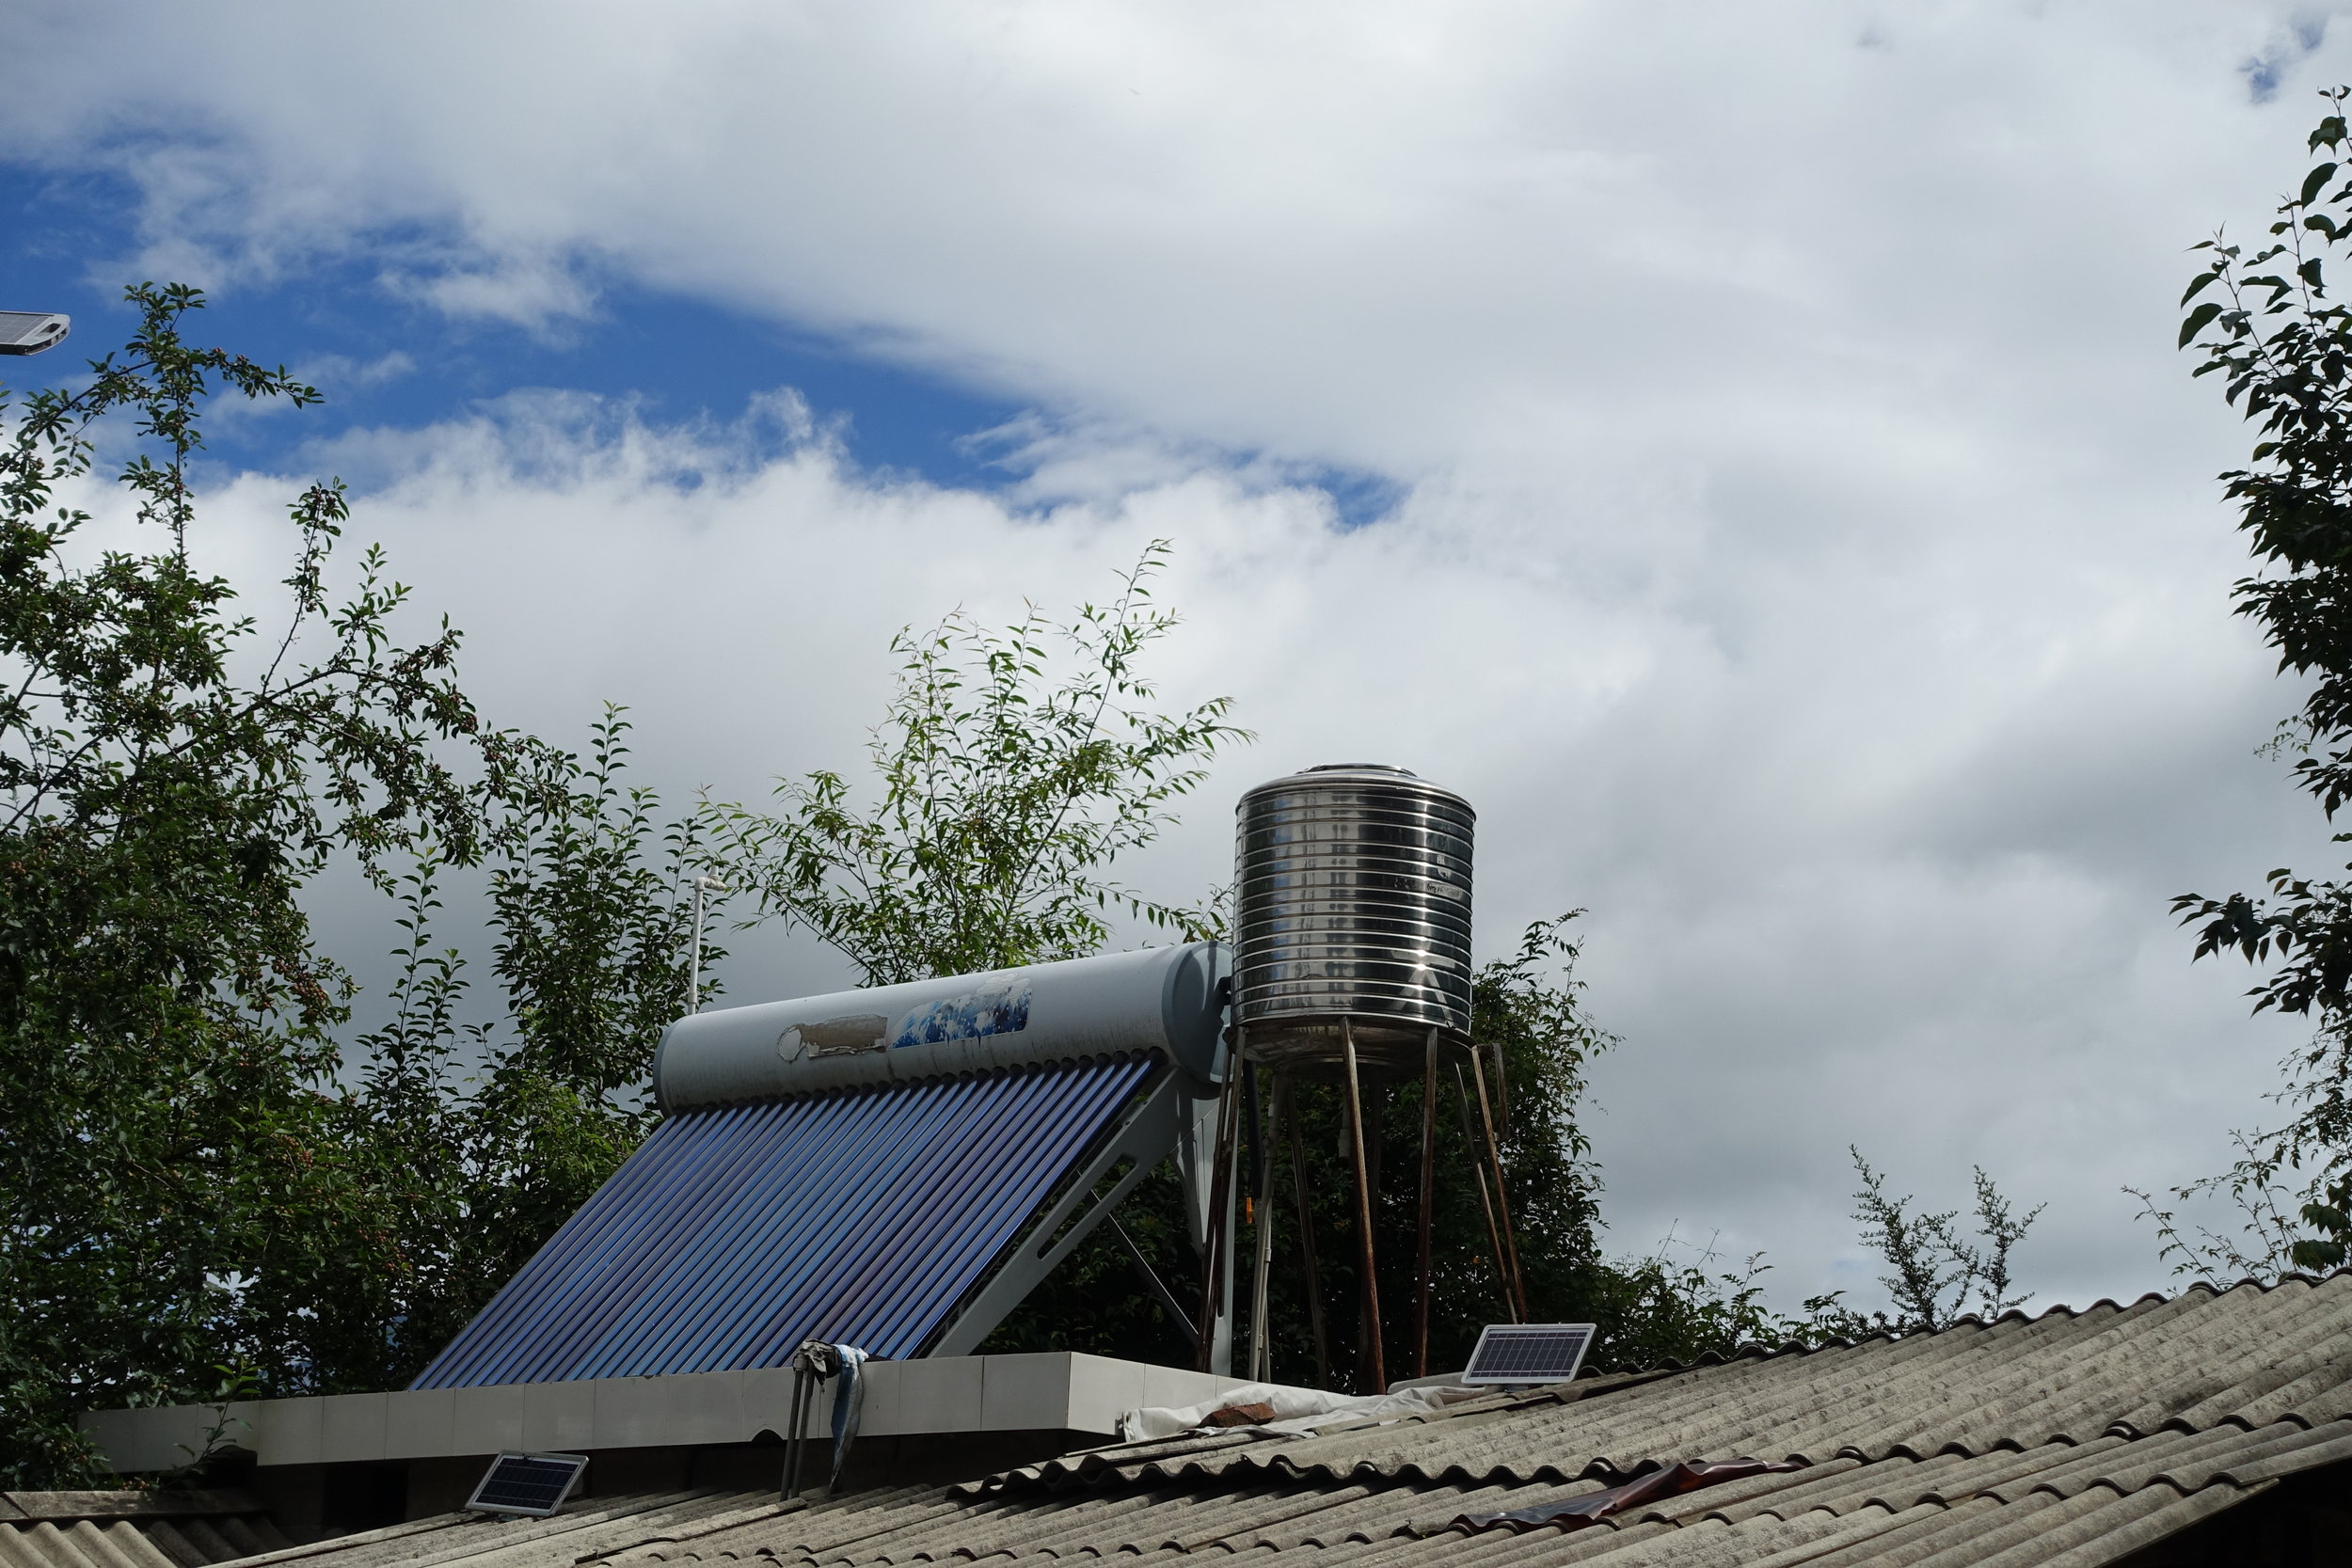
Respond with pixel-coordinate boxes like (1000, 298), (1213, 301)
(2097, 1277), (2352, 1432)
(436, 1495), (756, 1568)
(2206, 1423), (2352, 1487)
(1970, 1480), (2264, 1568)
(1645, 1457), (1873, 1523)
(2013, 1422), (2308, 1499)
(1711, 1502), (1926, 1568)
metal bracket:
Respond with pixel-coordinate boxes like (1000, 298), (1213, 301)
(924, 1067), (1200, 1357)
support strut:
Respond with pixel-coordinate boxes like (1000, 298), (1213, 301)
(1414, 1026), (1438, 1380)
(1193, 1038), (1244, 1374)
(1341, 1018), (1385, 1395)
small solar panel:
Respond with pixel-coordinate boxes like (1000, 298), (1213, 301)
(465, 1451), (589, 1516)
(1462, 1323), (1596, 1386)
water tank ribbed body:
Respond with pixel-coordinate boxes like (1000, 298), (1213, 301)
(1232, 764), (1475, 1073)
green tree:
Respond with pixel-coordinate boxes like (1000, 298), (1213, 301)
(2163, 87), (2352, 1275)
(0, 286), (506, 1482)
(303, 711), (725, 1391)
(1845, 1151), (2040, 1332)
(702, 543), (1249, 984)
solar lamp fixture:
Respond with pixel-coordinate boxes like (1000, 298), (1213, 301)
(1460, 1323), (1597, 1386)
(0, 312), (70, 356)
(466, 1450), (589, 1516)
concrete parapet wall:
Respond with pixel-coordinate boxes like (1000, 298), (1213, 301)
(79, 1354), (1250, 1475)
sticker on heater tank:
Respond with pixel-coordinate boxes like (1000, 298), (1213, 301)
(890, 981), (1032, 1048)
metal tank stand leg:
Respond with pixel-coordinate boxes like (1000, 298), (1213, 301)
(1454, 1063), (1517, 1323)
(1193, 1038), (1244, 1374)
(1470, 1043), (1529, 1321)
(1282, 1069), (1330, 1390)
(1414, 1027), (1438, 1380)
(1341, 1018), (1385, 1395)
(1248, 1064), (1279, 1384)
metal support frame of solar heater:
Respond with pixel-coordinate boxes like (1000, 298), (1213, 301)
(1190, 1037), (1243, 1376)
(925, 1064), (1230, 1360)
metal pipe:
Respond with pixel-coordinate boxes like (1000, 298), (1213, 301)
(687, 873), (727, 1016)
(1414, 1026), (1438, 1379)
(1341, 1018), (1385, 1395)
(1281, 1071), (1329, 1390)
(1248, 1066), (1279, 1382)
(1108, 1215), (1198, 1347)
(1193, 1050), (1243, 1374)
(1454, 1062), (1516, 1322)
(1486, 1040), (1510, 1139)
(783, 1357), (816, 1498)
(1470, 1044), (1528, 1320)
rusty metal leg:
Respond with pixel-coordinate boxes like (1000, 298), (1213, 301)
(1341, 1019), (1385, 1396)
(1414, 1027), (1438, 1379)
(1194, 1046), (1244, 1374)
(1248, 1065), (1279, 1383)
(1470, 1043), (1528, 1322)
(1282, 1070), (1329, 1389)
(1454, 1063), (1516, 1322)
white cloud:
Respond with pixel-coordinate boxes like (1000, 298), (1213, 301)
(8, 0), (2346, 1313)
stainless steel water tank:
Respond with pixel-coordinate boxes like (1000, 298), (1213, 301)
(1232, 764), (1474, 1073)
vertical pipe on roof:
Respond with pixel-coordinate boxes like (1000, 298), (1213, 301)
(1415, 1025), (1438, 1380)
(1192, 1054), (1243, 1375)
(1248, 1065), (1279, 1384)
(1343, 1019), (1385, 1395)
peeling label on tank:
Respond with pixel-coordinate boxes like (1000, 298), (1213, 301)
(781, 1014), (892, 1059)
(891, 982), (1032, 1048)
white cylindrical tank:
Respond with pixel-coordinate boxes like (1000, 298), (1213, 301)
(654, 942), (1228, 1112)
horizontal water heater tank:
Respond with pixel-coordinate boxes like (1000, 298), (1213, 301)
(1232, 763), (1474, 1073)
(653, 942), (1227, 1112)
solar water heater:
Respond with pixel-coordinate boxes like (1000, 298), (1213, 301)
(412, 943), (1230, 1388)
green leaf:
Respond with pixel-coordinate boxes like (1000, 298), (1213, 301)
(2303, 163), (2339, 207)
(2182, 271), (2221, 305)
(2181, 300), (2223, 347)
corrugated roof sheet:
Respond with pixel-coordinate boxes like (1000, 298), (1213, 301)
(997, 1269), (2352, 1491)
(414, 1056), (1156, 1387)
(0, 1491), (291, 1568)
(163, 1272), (2352, 1567)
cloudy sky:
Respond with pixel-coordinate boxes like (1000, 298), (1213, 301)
(7, 0), (2347, 1321)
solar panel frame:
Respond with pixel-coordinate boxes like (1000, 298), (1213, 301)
(410, 1055), (1156, 1387)
(465, 1451), (590, 1517)
(1461, 1323), (1596, 1386)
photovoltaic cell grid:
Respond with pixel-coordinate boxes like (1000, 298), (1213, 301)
(412, 1055), (1156, 1387)
(466, 1451), (588, 1516)
(1463, 1323), (1596, 1386)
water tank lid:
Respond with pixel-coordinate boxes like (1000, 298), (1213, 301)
(1242, 763), (1472, 817)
